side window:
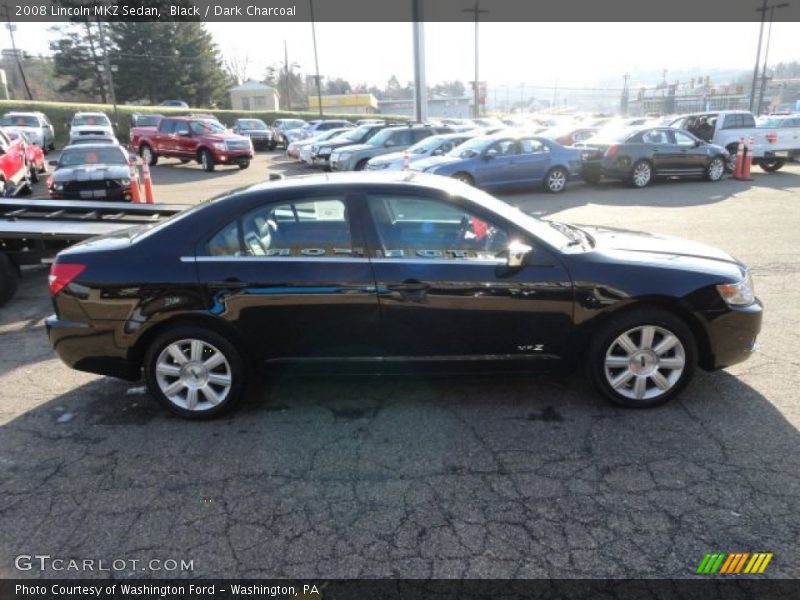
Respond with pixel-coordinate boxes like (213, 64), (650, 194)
(642, 130), (668, 144)
(672, 131), (696, 146)
(367, 194), (510, 260)
(411, 129), (432, 143)
(519, 139), (549, 154)
(206, 197), (356, 258)
(489, 140), (517, 155)
(741, 114), (756, 128)
(159, 120), (175, 134)
(391, 130), (412, 146)
(174, 121), (190, 135)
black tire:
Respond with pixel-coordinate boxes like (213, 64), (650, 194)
(544, 167), (568, 193)
(140, 144), (158, 166)
(0, 253), (20, 307)
(451, 172), (474, 186)
(629, 159), (653, 188)
(725, 144), (739, 172)
(354, 158), (369, 171)
(18, 172), (32, 196)
(238, 160), (250, 170)
(199, 149), (215, 172)
(587, 307), (697, 408)
(29, 163), (39, 184)
(143, 325), (246, 419)
(703, 156), (726, 182)
(268, 141), (277, 151)
(759, 158), (785, 172)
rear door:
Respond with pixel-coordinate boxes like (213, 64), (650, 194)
(173, 120), (195, 158)
(155, 119), (175, 153)
(195, 192), (380, 361)
(641, 128), (676, 173)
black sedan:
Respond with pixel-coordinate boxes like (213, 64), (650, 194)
(47, 143), (134, 201)
(46, 173), (762, 418)
(578, 127), (729, 187)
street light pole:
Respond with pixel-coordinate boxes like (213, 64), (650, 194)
(309, 0), (323, 118)
(756, 2), (790, 115)
(749, 0), (768, 112)
(463, 2), (487, 119)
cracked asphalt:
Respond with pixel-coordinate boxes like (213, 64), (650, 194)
(0, 153), (798, 579)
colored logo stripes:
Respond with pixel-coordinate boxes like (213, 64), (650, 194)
(696, 552), (773, 574)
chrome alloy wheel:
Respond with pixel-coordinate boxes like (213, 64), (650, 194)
(707, 157), (725, 181)
(547, 169), (567, 192)
(155, 339), (232, 411)
(603, 325), (685, 401)
(632, 161), (652, 187)
(141, 145), (152, 163)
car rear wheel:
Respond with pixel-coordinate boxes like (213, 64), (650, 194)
(452, 172), (474, 186)
(144, 327), (245, 419)
(354, 159), (369, 171)
(629, 160), (652, 188)
(704, 156), (725, 182)
(199, 149), (215, 172)
(140, 144), (158, 166)
(29, 163), (39, 184)
(544, 167), (568, 193)
(759, 158), (785, 172)
(588, 308), (697, 408)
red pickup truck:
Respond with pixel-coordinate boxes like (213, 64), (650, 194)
(0, 128), (31, 196)
(130, 116), (254, 172)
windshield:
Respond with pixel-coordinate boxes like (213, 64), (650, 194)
(447, 136), (492, 158)
(59, 146), (126, 167)
(2, 115), (38, 127)
(317, 128), (349, 141)
(408, 136), (444, 155)
(338, 125), (372, 142)
(282, 120), (306, 130)
(238, 119), (267, 130)
(72, 114), (111, 127)
(190, 120), (227, 135)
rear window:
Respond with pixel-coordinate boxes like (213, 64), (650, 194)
(1, 115), (38, 127)
(723, 114), (756, 129)
(72, 114), (111, 127)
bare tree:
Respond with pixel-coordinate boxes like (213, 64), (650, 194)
(224, 54), (251, 86)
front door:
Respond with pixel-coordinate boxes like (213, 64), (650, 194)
(195, 192), (380, 362)
(474, 139), (519, 187)
(362, 191), (574, 360)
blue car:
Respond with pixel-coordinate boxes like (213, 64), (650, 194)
(411, 133), (583, 193)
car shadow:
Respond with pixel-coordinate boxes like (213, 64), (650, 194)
(0, 365), (797, 577)
(504, 167), (800, 218)
(0, 266), (52, 377)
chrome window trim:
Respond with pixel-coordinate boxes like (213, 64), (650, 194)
(181, 256), (506, 266)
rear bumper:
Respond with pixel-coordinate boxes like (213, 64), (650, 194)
(703, 299), (763, 370)
(46, 315), (140, 381)
(582, 157), (632, 180)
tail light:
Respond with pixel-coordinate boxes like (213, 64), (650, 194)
(604, 145), (619, 158)
(48, 263), (85, 296)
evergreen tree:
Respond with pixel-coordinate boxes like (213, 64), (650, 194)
(49, 21), (108, 102)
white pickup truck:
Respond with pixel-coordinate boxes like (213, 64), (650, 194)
(670, 110), (800, 172)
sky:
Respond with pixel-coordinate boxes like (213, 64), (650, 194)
(8, 21), (800, 89)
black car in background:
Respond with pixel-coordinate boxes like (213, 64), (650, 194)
(578, 127), (729, 187)
(47, 143), (134, 201)
(231, 118), (273, 149)
(310, 122), (391, 168)
(46, 173), (762, 419)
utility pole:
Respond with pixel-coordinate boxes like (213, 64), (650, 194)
(4, 8), (31, 100)
(750, 0), (769, 111)
(309, 0), (323, 117)
(283, 40), (291, 111)
(412, 0), (428, 122)
(551, 79), (558, 113)
(462, 2), (487, 118)
(96, 17), (117, 123)
(755, 2), (790, 115)
(621, 73), (630, 116)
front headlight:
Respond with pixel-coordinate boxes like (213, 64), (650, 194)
(213, 142), (226, 151)
(120, 178), (131, 186)
(52, 183), (64, 191)
(717, 272), (755, 306)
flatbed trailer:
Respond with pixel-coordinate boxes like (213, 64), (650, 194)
(0, 199), (186, 306)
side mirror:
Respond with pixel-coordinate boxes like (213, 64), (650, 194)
(694, 139), (704, 147)
(485, 148), (498, 160)
(48, 159), (58, 167)
(507, 241), (532, 268)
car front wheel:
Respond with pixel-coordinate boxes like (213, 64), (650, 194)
(144, 326), (245, 419)
(704, 156), (725, 182)
(588, 308), (697, 408)
(200, 149), (215, 172)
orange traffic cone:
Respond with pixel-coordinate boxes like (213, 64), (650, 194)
(141, 158), (155, 204)
(129, 158), (142, 203)
(733, 137), (745, 180)
(403, 148), (410, 171)
(741, 136), (754, 180)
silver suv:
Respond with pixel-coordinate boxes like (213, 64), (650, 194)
(330, 124), (447, 171)
(0, 111), (55, 152)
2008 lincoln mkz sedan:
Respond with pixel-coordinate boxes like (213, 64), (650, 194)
(46, 173), (762, 419)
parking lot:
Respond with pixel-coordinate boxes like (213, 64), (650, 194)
(1, 152), (798, 578)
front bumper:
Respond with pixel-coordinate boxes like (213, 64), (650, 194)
(213, 150), (254, 164)
(703, 299), (763, 370)
(50, 184), (133, 202)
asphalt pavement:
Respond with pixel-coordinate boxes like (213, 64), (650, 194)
(0, 153), (798, 579)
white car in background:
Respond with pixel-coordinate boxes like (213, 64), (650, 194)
(68, 112), (115, 144)
(365, 132), (476, 171)
(0, 111), (55, 151)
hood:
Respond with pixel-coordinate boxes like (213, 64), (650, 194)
(585, 225), (743, 269)
(53, 164), (130, 182)
(205, 132), (248, 142)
